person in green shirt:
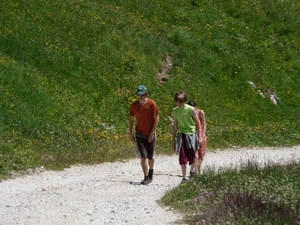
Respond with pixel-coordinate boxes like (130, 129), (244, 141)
(172, 91), (202, 181)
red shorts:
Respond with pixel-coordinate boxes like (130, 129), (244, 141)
(178, 135), (195, 165)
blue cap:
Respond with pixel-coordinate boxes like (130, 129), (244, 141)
(136, 85), (147, 95)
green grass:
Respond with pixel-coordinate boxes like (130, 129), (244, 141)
(1, 0), (300, 222)
(0, 0), (299, 174)
(161, 159), (300, 224)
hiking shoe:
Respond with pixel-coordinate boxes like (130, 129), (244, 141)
(148, 169), (153, 181)
(182, 178), (188, 182)
(141, 176), (151, 185)
(190, 171), (195, 178)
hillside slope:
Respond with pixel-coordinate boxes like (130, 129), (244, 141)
(0, 0), (299, 175)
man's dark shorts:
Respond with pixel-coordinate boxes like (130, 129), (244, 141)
(135, 133), (156, 159)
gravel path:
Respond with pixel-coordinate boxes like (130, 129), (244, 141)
(1, 146), (300, 225)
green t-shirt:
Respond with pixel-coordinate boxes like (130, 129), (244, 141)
(172, 104), (196, 134)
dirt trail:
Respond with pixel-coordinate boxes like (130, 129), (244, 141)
(1, 146), (299, 225)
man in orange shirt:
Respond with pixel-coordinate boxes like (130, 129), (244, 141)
(129, 85), (159, 185)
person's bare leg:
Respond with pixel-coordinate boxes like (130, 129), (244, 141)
(194, 151), (200, 174)
(148, 158), (154, 170)
(189, 162), (196, 178)
(141, 158), (148, 176)
(147, 158), (154, 181)
(181, 164), (187, 179)
(190, 162), (195, 171)
(198, 159), (203, 174)
(194, 157), (200, 174)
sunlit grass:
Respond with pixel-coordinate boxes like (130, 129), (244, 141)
(0, 0), (299, 178)
(161, 159), (300, 224)
(0, 0), (300, 222)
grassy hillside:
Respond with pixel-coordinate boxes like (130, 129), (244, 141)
(0, 0), (299, 176)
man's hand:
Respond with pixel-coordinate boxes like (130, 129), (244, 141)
(129, 133), (136, 142)
(148, 134), (154, 143)
(172, 141), (176, 152)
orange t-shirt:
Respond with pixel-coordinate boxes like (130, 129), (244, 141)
(130, 98), (159, 136)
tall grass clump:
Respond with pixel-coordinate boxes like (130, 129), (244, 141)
(0, 0), (300, 178)
(161, 159), (300, 224)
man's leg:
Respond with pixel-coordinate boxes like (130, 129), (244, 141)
(181, 164), (187, 179)
(190, 162), (195, 171)
(140, 158), (151, 185)
(136, 137), (150, 184)
(186, 147), (196, 178)
(146, 138), (155, 182)
(148, 158), (154, 181)
(189, 162), (196, 178)
(148, 158), (154, 170)
(141, 158), (148, 176)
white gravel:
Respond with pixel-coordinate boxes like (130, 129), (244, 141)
(1, 146), (300, 225)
